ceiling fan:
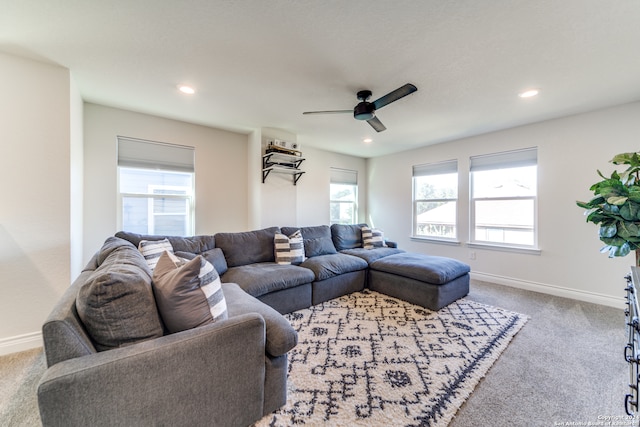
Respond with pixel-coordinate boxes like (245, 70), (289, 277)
(303, 83), (418, 132)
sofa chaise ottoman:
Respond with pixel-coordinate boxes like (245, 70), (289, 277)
(368, 252), (471, 311)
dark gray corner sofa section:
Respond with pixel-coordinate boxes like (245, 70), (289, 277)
(38, 223), (470, 427)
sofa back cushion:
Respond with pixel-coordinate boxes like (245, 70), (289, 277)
(215, 227), (280, 267)
(115, 231), (216, 254)
(330, 223), (369, 251)
(282, 225), (337, 258)
(76, 237), (164, 351)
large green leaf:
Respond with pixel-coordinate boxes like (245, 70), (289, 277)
(618, 221), (640, 240)
(612, 242), (632, 257)
(621, 202), (640, 221)
(599, 223), (617, 238)
(602, 204), (620, 215)
(628, 188), (640, 203)
(600, 241), (631, 258)
(607, 195), (628, 205)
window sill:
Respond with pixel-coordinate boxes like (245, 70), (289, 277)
(466, 242), (541, 255)
(410, 236), (461, 246)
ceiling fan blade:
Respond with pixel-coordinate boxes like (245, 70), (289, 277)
(302, 110), (352, 115)
(372, 83), (417, 110)
(367, 116), (386, 132)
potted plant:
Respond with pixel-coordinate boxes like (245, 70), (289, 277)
(577, 152), (640, 266)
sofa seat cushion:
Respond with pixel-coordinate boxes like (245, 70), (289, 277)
(215, 227), (280, 267)
(222, 283), (298, 357)
(76, 237), (164, 351)
(369, 253), (470, 285)
(341, 247), (406, 264)
(221, 262), (315, 298)
(299, 253), (368, 281)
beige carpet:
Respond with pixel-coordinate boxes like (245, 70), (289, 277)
(255, 289), (527, 427)
(2, 280), (625, 426)
(0, 347), (44, 426)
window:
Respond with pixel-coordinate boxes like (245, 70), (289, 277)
(470, 148), (537, 247)
(117, 137), (195, 236)
(412, 160), (458, 239)
(330, 168), (357, 225)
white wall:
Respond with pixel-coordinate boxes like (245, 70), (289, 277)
(296, 146), (368, 226)
(255, 129), (367, 228)
(368, 102), (640, 307)
(0, 52), (80, 354)
(83, 104), (250, 262)
(69, 76), (84, 279)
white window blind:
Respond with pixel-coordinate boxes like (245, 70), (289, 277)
(470, 147), (537, 172)
(117, 137), (195, 172)
(330, 168), (358, 185)
(413, 159), (458, 177)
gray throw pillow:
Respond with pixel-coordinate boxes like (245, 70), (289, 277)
(304, 237), (338, 257)
(152, 251), (228, 333)
(76, 237), (164, 351)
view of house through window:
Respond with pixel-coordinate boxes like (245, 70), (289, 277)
(470, 148), (537, 247)
(330, 168), (357, 225)
(117, 137), (195, 236)
(412, 160), (458, 239)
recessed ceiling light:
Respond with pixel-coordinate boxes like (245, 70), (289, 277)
(178, 85), (195, 95)
(363, 138), (373, 143)
(519, 89), (539, 98)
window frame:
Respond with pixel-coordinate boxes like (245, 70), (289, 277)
(469, 147), (539, 251)
(117, 137), (195, 236)
(411, 160), (459, 242)
(329, 168), (358, 225)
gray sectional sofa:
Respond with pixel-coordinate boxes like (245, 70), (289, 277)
(38, 223), (470, 427)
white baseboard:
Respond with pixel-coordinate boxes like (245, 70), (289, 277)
(470, 271), (625, 309)
(0, 331), (43, 356)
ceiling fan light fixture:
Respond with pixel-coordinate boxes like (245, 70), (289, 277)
(354, 102), (375, 121)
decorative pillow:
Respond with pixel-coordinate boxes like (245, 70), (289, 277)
(76, 237), (164, 351)
(175, 248), (229, 276)
(362, 226), (387, 249)
(139, 238), (174, 270)
(274, 230), (306, 265)
(304, 237), (338, 257)
(152, 251), (228, 333)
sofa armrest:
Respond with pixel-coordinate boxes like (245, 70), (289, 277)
(223, 282), (297, 357)
(38, 313), (267, 427)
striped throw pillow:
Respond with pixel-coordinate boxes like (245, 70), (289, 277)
(274, 230), (305, 265)
(362, 226), (387, 249)
(152, 251), (228, 333)
(139, 238), (174, 270)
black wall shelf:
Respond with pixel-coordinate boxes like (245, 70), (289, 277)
(262, 152), (305, 185)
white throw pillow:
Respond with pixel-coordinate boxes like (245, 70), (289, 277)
(362, 226), (387, 249)
(139, 238), (174, 270)
(274, 230), (306, 265)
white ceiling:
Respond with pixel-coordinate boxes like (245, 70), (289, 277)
(2, 0), (639, 158)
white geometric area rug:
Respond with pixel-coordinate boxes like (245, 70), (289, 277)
(255, 289), (527, 427)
